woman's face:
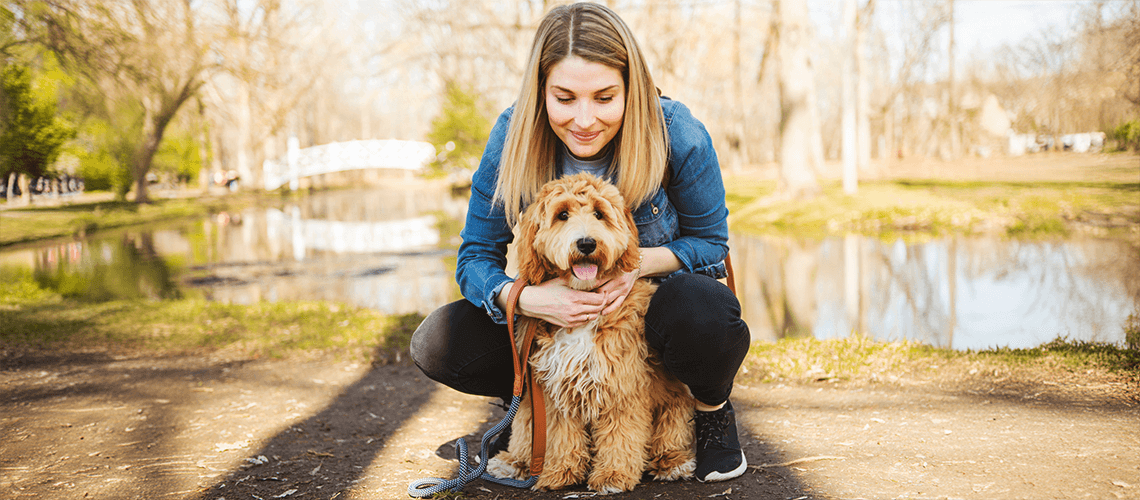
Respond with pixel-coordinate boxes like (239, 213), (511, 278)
(545, 56), (625, 161)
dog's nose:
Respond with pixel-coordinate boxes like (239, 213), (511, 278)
(576, 237), (596, 255)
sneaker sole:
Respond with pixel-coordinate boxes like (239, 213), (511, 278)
(698, 451), (747, 482)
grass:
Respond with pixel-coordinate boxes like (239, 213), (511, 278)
(0, 266), (422, 361)
(743, 334), (1139, 386)
(0, 192), (268, 247)
(724, 177), (1139, 239)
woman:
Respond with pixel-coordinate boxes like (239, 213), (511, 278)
(410, 2), (750, 483)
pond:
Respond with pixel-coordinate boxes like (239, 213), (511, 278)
(2, 185), (1136, 351)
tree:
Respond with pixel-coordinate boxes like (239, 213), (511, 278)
(0, 63), (75, 203)
(24, 0), (211, 203)
(774, 0), (822, 199)
(1118, 0), (1140, 107)
(202, 0), (334, 191)
(425, 82), (491, 175)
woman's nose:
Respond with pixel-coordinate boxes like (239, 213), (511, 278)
(574, 102), (596, 128)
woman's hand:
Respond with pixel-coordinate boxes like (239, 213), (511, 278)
(595, 268), (639, 317)
(515, 276), (606, 328)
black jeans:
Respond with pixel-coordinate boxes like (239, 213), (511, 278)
(410, 273), (750, 407)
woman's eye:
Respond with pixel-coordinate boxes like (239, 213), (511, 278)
(555, 96), (573, 104)
(557, 211), (569, 221)
(597, 96), (613, 103)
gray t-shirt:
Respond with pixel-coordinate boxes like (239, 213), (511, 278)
(559, 144), (613, 180)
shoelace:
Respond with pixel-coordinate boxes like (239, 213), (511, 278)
(693, 407), (734, 450)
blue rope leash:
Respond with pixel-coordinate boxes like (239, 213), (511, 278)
(407, 395), (538, 497)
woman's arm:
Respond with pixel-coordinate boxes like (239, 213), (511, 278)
(455, 109), (517, 324)
(658, 99), (730, 275)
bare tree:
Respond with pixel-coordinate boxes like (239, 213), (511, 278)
(201, 0), (335, 190)
(1125, 1), (1140, 106)
(872, 1), (950, 160)
(856, 0), (875, 167)
(842, 0), (857, 193)
(774, 0), (822, 198)
(28, 0), (213, 203)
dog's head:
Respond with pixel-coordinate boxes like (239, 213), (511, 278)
(516, 173), (641, 291)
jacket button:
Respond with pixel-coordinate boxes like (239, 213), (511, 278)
(652, 205), (659, 215)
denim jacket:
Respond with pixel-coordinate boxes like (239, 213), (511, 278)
(456, 97), (730, 323)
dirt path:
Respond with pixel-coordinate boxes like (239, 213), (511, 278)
(2, 349), (1138, 500)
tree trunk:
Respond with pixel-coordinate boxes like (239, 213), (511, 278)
(18, 173), (31, 205)
(731, 0), (747, 172)
(6, 172), (15, 202)
(776, 0), (821, 198)
(134, 89), (192, 203)
(196, 100), (211, 193)
(133, 118), (159, 204)
(857, 1), (874, 168)
(842, 0), (857, 194)
(236, 80), (252, 190)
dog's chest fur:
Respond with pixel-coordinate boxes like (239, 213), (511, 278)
(530, 318), (647, 422)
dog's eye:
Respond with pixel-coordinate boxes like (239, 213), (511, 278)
(594, 210), (604, 220)
(557, 211), (569, 221)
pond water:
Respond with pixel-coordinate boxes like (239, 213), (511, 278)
(2, 185), (1136, 351)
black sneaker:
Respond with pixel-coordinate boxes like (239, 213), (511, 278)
(693, 400), (747, 482)
(475, 423), (511, 464)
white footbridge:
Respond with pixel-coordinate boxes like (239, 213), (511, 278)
(263, 138), (436, 191)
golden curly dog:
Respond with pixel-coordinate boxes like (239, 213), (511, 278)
(486, 173), (696, 493)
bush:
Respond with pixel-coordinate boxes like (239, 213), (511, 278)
(1111, 120), (1140, 152)
(425, 82), (491, 176)
(1126, 313), (1140, 352)
(76, 149), (130, 192)
(151, 131), (203, 185)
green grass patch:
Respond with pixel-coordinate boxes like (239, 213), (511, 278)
(724, 175), (1139, 239)
(0, 193), (266, 247)
(0, 266), (422, 360)
(974, 337), (1140, 373)
(745, 335), (947, 383)
(743, 334), (1139, 385)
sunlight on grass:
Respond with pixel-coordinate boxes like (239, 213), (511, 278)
(744, 334), (1139, 385)
(724, 174), (1139, 239)
(0, 266), (422, 360)
(0, 194), (265, 247)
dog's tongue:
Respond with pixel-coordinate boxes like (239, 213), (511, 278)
(572, 263), (598, 281)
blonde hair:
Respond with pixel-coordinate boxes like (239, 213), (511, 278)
(494, 2), (668, 225)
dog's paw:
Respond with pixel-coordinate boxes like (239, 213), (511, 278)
(651, 457), (696, 481)
(533, 469), (581, 491)
(587, 468), (639, 494)
(485, 456), (526, 480)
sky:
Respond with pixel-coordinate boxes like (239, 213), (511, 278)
(810, 0), (1088, 53)
(945, 0), (1084, 54)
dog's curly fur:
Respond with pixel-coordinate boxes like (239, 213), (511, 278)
(486, 173), (696, 494)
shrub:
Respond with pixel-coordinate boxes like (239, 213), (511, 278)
(425, 82), (491, 176)
(1111, 120), (1140, 152)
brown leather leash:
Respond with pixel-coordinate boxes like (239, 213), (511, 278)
(503, 280), (547, 477)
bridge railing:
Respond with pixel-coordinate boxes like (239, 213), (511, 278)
(263, 138), (436, 191)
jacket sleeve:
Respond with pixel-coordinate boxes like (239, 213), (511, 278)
(661, 100), (730, 277)
(455, 107), (516, 324)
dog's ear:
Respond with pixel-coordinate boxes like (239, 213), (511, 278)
(516, 191), (553, 285)
(609, 189), (643, 274)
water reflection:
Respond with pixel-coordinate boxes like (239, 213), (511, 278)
(2, 184), (1137, 351)
(25, 235), (180, 301)
(177, 185), (465, 314)
(731, 234), (1140, 350)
